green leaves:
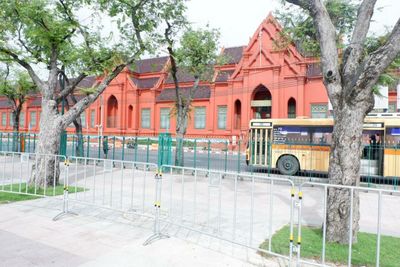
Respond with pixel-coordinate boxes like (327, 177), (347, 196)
(0, 64), (37, 104)
(276, 0), (358, 55)
(175, 27), (221, 80)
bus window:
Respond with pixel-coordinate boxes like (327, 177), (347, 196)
(273, 126), (310, 144)
(385, 128), (400, 148)
(362, 130), (384, 161)
(311, 127), (333, 145)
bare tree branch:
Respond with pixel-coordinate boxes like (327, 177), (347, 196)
(287, 0), (342, 105)
(60, 50), (142, 127)
(0, 47), (45, 90)
(130, 0), (149, 52)
(342, 0), (377, 85)
(60, 63), (126, 127)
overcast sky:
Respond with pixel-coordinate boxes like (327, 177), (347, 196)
(186, 0), (400, 48)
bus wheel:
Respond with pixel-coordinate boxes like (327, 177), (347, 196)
(277, 155), (299, 176)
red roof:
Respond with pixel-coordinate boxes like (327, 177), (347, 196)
(130, 57), (169, 73)
(223, 46), (245, 64)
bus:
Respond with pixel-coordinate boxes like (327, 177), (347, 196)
(245, 115), (400, 178)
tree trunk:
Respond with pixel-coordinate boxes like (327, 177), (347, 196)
(175, 109), (188, 166)
(73, 119), (84, 157)
(29, 100), (62, 187)
(11, 109), (20, 152)
(326, 105), (366, 244)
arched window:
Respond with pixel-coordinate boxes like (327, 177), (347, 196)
(234, 100), (241, 129)
(251, 85), (272, 119)
(107, 95), (118, 128)
(128, 105), (133, 128)
(288, 98), (296, 118)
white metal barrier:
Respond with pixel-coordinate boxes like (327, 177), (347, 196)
(295, 182), (400, 267)
(62, 156), (158, 217)
(0, 151), (68, 199)
(2, 152), (399, 266)
(156, 165), (297, 264)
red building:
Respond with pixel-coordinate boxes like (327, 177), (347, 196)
(0, 14), (398, 140)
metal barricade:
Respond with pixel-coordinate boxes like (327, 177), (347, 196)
(0, 151), (68, 199)
(62, 156), (158, 216)
(295, 182), (400, 267)
(152, 165), (296, 264)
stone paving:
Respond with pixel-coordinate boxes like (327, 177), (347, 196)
(0, 198), (281, 267)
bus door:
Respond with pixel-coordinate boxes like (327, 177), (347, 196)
(249, 127), (272, 166)
(361, 129), (384, 176)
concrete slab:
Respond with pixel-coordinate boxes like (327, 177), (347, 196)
(0, 198), (280, 267)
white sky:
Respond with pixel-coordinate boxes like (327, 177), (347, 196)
(186, 0), (400, 48)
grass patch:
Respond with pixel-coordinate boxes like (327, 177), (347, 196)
(0, 183), (84, 204)
(260, 225), (400, 267)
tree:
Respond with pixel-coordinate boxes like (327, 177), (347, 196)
(283, 0), (400, 244)
(161, 2), (221, 166)
(0, 65), (36, 151)
(165, 26), (221, 166)
(0, 0), (181, 187)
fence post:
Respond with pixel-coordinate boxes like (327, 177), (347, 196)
(143, 171), (169, 245)
(237, 140), (241, 174)
(224, 140), (228, 173)
(27, 133), (31, 152)
(7, 132), (10, 151)
(134, 136), (138, 163)
(72, 135), (76, 157)
(121, 136), (125, 161)
(146, 137), (150, 164)
(112, 136), (116, 161)
(0, 132), (2, 152)
(53, 157), (78, 221)
(207, 140), (211, 173)
(86, 136), (90, 158)
(97, 135), (101, 159)
(33, 133), (36, 152)
(193, 139), (197, 169)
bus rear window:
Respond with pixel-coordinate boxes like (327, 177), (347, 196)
(385, 128), (400, 147)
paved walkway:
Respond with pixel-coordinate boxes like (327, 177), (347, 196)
(0, 198), (280, 267)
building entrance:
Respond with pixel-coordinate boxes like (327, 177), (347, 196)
(251, 85), (272, 119)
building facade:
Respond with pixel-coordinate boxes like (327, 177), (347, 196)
(0, 14), (398, 141)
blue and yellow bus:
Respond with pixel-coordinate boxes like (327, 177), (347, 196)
(246, 115), (400, 178)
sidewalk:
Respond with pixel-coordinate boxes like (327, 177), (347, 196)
(0, 197), (281, 267)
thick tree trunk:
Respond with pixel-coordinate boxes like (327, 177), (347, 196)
(29, 100), (62, 187)
(73, 119), (84, 157)
(326, 105), (366, 244)
(175, 109), (188, 166)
